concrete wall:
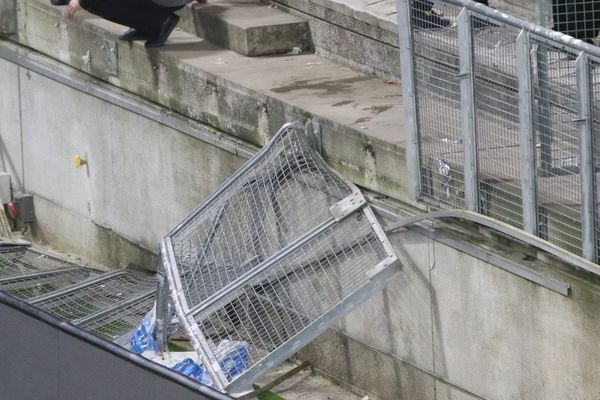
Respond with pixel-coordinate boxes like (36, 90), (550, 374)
(3, 45), (600, 400)
(300, 224), (600, 399)
(0, 55), (245, 268)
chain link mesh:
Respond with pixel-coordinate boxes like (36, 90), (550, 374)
(163, 122), (398, 391)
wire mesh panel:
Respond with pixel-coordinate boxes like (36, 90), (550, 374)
(79, 293), (155, 343)
(471, 15), (524, 228)
(590, 58), (600, 260)
(32, 271), (156, 322)
(0, 245), (85, 278)
(552, 0), (600, 43)
(162, 122), (399, 392)
(532, 39), (583, 254)
(411, 1), (466, 208)
(0, 267), (103, 300)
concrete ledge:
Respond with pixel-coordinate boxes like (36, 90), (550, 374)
(13, 0), (410, 204)
(180, 0), (311, 57)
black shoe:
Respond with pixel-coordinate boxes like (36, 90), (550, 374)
(145, 14), (180, 49)
(119, 28), (151, 42)
(50, 0), (69, 5)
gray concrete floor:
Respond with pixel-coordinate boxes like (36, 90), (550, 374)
(255, 361), (364, 400)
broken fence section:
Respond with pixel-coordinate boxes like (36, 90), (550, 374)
(160, 122), (400, 393)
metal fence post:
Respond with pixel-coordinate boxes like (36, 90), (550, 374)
(457, 8), (479, 212)
(535, 46), (553, 176)
(516, 31), (538, 235)
(396, 0), (422, 202)
(576, 54), (597, 262)
(155, 263), (170, 354)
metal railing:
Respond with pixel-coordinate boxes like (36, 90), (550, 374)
(397, 0), (600, 262)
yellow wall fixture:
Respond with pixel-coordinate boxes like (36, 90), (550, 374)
(73, 154), (87, 169)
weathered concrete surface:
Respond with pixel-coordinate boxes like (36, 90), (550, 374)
(300, 207), (600, 399)
(272, 0), (540, 78)
(0, 46), (245, 266)
(13, 0), (409, 204)
(0, 58), (22, 193)
(179, 0), (310, 57)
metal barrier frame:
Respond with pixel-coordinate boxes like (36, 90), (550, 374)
(397, 0), (600, 262)
(161, 122), (399, 393)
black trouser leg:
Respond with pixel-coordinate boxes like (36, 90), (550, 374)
(80, 0), (180, 33)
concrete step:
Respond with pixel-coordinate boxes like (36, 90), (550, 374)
(11, 0), (407, 203)
(178, 0), (311, 57)
(270, 0), (539, 79)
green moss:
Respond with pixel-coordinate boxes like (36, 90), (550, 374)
(167, 340), (190, 352)
(252, 385), (286, 400)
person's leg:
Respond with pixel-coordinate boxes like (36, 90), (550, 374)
(80, 0), (170, 33)
(144, 5), (184, 48)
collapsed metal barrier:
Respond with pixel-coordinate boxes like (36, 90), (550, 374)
(160, 122), (400, 393)
(0, 243), (156, 345)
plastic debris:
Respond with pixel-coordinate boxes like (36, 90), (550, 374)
(288, 47), (303, 55)
(130, 306), (158, 354)
(434, 158), (451, 177)
(216, 340), (249, 379)
(169, 340), (249, 387)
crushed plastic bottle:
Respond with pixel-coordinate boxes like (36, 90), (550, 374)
(130, 306), (158, 354)
(169, 341), (249, 387)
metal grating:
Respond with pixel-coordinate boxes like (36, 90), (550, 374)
(412, 1), (465, 209)
(472, 18), (524, 228)
(532, 39), (583, 255)
(0, 245), (86, 277)
(162, 122), (399, 392)
(31, 271), (156, 323)
(0, 267), (103, 300)
(79, 293), (156, 343)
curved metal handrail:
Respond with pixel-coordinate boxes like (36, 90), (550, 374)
(383, 208), (600, 277)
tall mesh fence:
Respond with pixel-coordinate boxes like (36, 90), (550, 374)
(402, 0), (600, 262)
(162, 122), (399, 392)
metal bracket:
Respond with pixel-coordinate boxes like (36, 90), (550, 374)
(366, 256), (398, 279)
(102, 39), (119, 76)
(329, 191), (366, 221)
